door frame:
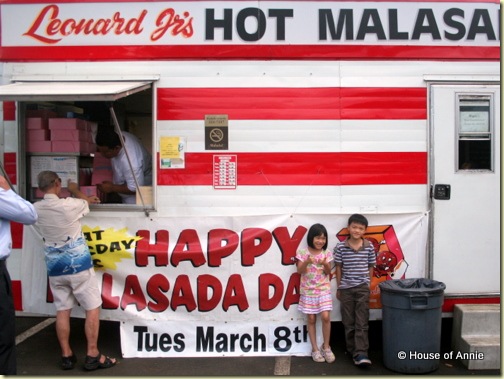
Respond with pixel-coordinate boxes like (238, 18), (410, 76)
(425, 75), (500, 294)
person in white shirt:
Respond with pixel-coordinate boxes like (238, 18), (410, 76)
(0, 174), (37, 374)
(95, 129), (152, 204)
(33, 171), (117, 371)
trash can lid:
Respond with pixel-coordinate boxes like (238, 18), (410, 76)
(379, 278), (446, 294)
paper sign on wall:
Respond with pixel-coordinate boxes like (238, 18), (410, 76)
(159, 136), (185, 168)
(213, 155), (237, 189)
(30, 156), (78, 187)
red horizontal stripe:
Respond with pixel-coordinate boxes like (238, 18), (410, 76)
(157, 152), (427, 186)
(442, 296), (500, 313)
(158, 87), (426, 120)
(0, 45), (498, 62)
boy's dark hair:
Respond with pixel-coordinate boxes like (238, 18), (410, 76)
(348, 213), (368, 228)
(95, 129), (121, 149)
(307, 223), (328, 250)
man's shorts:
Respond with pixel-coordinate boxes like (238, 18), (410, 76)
(49, 268), (102, 311)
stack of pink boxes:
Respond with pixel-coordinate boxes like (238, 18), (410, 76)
(89, 152), (114, 202)
(48, 118), (96, 154)
(26, 114), (101, 199)
(26, 110), (57, 153)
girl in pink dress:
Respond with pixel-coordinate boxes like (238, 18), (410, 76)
(296, 223), (335, 363)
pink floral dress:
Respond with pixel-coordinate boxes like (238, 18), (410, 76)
(296, 247), (333, 314)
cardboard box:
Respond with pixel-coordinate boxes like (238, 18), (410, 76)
(48, 118), (86, 130)
(51, 141), (84, 153)
(136, 186), (153, 206)
(26, 129), (49, 141)
(91, 168), (113, 184)
(26, 118), (48, 129)
(50, 129), (87, 141)
(26, 140), (52, 153)
(91, 153), (113, 184)
(80, 186), (98, 197)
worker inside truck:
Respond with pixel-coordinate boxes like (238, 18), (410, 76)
(95, 128), (153, 205)
(22, 85), (154, 210)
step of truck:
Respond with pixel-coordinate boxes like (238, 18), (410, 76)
(452, 304), (500, 336)
(457, 336), (500, 370)
(451, 304), (500, 370)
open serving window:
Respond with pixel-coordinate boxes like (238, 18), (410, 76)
(0, 79), (156, 214)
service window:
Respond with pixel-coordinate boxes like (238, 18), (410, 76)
(456, 95), (494, 172)
(0, 80), (155, 213)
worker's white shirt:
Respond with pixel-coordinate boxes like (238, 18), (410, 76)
(111, 131), (152, 204)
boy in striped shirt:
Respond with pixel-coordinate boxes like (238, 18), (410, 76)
(333, 214), (376, 367)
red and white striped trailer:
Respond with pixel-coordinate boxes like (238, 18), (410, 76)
(0, 0), (499, 357)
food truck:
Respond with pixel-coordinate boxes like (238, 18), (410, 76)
(0, 0), (499, 357)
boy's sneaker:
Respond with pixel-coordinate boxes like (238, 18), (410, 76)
(311, 350), (325, 363)
(353, 354), (372, 366)
(320, 344), (336, 363)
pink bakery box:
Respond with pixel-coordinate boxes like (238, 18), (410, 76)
(80, 186), (97, 197)
(26, 140), (52, 153)
(50, 129), (88, 141)
(51, 141), (85, 153)
(48, 118), (87, 130)
(91, 152), (113, 184)
(81, 142), (96, 155)
(91, 168), (113, 185)
(26, 118), (48, 129)
(93, 152), (111, 164)
(26, 129), (50, 141)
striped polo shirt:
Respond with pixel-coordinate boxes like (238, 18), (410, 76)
(333, 238), (376, 289)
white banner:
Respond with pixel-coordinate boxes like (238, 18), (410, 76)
(120, 319), (312, 357)
(21, 212), (428, 356)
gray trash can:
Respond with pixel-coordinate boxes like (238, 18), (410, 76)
(379, 278), (446, 374)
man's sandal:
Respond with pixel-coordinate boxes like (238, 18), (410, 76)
(84, 353), (117, 371)
(61, 354), (77, 370)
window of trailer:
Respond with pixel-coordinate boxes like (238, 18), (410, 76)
(0, 80), (155, 212)
(456, 94), (494, 172)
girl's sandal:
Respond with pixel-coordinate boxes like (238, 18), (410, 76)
(84, 353), (117, 371)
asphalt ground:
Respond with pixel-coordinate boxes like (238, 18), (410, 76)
(14, 316), (500, 376)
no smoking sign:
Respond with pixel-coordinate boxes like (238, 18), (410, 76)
(205, 115), (228, 150)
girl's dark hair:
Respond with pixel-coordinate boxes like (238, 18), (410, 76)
(307, 223), (328, 250)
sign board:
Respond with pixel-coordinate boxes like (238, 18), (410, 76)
(205, 115), (228, 150)
(30, 155), (78, 187)
(213, 154), (237, 189)
(159, 136), (186, 168)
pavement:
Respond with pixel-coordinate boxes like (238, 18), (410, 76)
(14, 316), (501, 376)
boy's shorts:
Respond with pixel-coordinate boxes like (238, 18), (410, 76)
(49, 268), (102, 311)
